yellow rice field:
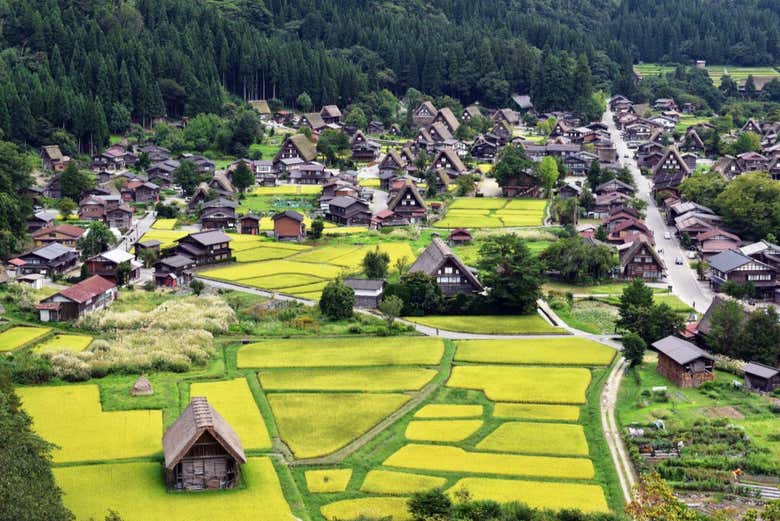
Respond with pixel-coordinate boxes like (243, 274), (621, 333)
(321, 497), (411, 521)
(477, 422), (589, 456)
(405, 420), (483, 442)
(0, 326), (51, 351)
(383, 444), (595, 480)
(414, 404), (483, 418)
(259, 367), (437, 392)
(32, 334), (92, 353)
(360, 470), (447, 495)
(238, 337), (444, 368)
(492, 403), (580, 422)
(454, 338), (615, 366)
(305, 469), (353, 493)
(447, 365), (592, 404)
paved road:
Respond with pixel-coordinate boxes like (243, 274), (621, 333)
(117, 210), (157, 252)
(603, 109), (713, 313)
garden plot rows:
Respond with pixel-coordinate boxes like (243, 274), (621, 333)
(434, 198), (546, 228)
(200, 242), (414, 300)
(249, 336), (618, 520)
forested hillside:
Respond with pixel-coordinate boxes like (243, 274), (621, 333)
(0, 0), (777, 152)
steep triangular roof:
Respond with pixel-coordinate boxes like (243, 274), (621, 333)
(620, 236), (664, 271)
(409, 237), (484, 292)
(163, 397), (246, 469)
(387, 180), (426, 212)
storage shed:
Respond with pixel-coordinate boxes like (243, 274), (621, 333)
(162, 397), (246, 491)
(743, 362), (780, 393)
(651, 335), (715, 388)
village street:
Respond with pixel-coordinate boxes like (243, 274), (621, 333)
(603, 109), (713, 313)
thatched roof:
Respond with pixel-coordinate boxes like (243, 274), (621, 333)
(131, 375), (153, 396)
(409, 238), (484, 292)
(163, 397), (246, 470)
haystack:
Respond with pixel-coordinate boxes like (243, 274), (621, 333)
(131, 375), (153, 396)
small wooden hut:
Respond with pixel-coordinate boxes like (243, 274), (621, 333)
(162, 397), (246, 490)
(131, 375), (153, 396)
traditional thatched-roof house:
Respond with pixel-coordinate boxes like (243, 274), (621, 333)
(163, 397), (246, 490)
(409, 238), (484, 296)
(131, 375), (153, 396)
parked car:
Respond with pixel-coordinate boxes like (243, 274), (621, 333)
(675, 257), (684, 265)
(687, 251), (697, 259)
(663, 232), (671, 240)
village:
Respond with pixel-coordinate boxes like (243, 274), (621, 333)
(2, 85), (780, 521)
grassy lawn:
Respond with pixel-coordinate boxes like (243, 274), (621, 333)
(454, 338), (616, 366)
(54, 457), (293, 521)
(268, 392), (411, 458)
(447, 365), (592, 403)
(248, 142), (282, 159)
(402, 314), (567, 335)
(543, 281), (666, 295)
(0, 326), (51, 351)
(238, 337), (444, 368)
(18, 385), (162, 463)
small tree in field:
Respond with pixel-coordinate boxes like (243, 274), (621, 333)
(231, 160), (254, 194)
(622, 332), (647, 367)
(319, 280), (355, 319)
(378, 295), (403, 330)
(56, 197), (77, 220)
(408, 489), (452, 521)
(363, 247), (390, 279)
(310, 218), (324, 239)
(189, 279), (205, 295)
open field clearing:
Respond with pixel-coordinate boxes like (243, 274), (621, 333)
(18, 385), (161, 462)
(477, 422), (589, 456)
(54, 458), (293, 521)
(321, 497), (411, 521)
(634, 63), (780, 84)
(137, 229), (188, 248)
(402, 314), (566, 335)
(405, 419), (483, 442)
(268, 393), (410, 458)
(305, 469), (352, 493)
(234, 246), (302, 262)
(543, 280), (666, 295)
(447, 366), (592, 403)
(383, 444), (595, 480)
(454, 338), (615, 366)
(414, 404), (483, 418)
(237, 273), (323, 289)
(0, 326), (51, 351)
(449, 477), (609, 513)
(259, 367), (436, 391)
(189, 378), (271, 451)
(201, 259), (345, 281)
(504, 199), (548, 211)
(250, 185), (322, 195)
(449, 198), (509, 210)
(360, 470), (447, 494)
(238, 337), (444, 368)
(492, 403), (580, 422)
(32, 334), (92, 353)
(151, 218), (177, 230)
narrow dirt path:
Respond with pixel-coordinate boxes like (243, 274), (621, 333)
(602, 357), (636, 503)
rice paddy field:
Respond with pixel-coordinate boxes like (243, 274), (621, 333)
(13, 284), (620, 520)
(199, 240), (415, 300)
(634, 63), (780, 85)
(151, 218), (177, 230)
(434, 198), (546, 228)
(0, 325), (51, 351)
(402, 314), (566, 335)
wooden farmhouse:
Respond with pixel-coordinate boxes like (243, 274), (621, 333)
(409, 238), (484, 296)
(154, 255), (196, 288)
(10, 243), (78, 277)
(651, 335), (715, 388)
(272, 211), (306, 241)
(36, 275), (117, 322)
(31, 224), (85, 248)
(743, 362), (780, 393)
(163, 397), (246, 491)
(85, 248), (142, 284)
(412, 101), (438, 127)
(386, 180), (426, 224)
(239, 214), (260, 235)
(708, 250), (777, 301)
(174, 231), (232, 266)
(619, 236), (664, 280)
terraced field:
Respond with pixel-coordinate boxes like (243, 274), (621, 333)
(199, 240), (414, 300)
(434, 198), (546, 228)
(634, 63), (780, 84)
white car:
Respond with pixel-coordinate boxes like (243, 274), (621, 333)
(663, 232), (671, 240)
(675, 257), (684, 265)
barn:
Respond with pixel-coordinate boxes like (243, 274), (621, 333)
(651, 335), (715, 388)
(162, 397), (246, 491)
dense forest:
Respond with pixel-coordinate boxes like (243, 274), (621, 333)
(0, 0), (777, 152)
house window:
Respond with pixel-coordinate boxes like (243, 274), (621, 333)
(747, 273), (771, 281)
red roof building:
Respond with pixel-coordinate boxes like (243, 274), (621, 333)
(36, 275), (117, 322)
